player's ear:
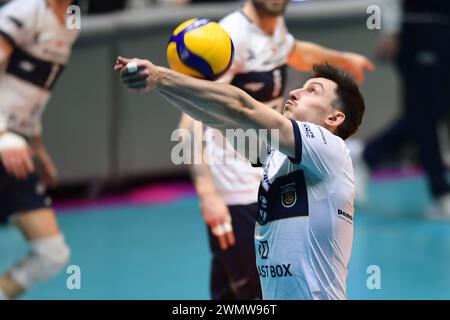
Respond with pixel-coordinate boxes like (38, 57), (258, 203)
(324, 110), (345, 130)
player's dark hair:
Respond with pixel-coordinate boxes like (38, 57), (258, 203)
(310, 63), (365, 140)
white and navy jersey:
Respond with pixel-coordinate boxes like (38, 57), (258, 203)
(204, 10), (296, 205)
(255, 120), (355, 300)
(0, 0), (79, 137)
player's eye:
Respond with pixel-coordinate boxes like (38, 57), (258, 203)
(307, 87), (318, 95)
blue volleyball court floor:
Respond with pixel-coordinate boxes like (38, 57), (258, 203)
(1, 174), (449, 300)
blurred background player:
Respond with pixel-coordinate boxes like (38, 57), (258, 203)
(179, 0), (374, 300)
(0, 0), (79, 299)
(354, 0), (450, 220)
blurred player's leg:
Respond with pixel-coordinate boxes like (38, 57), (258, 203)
(0, 208), (69, 299)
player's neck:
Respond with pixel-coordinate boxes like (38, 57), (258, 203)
(47, 0), (73, 25)
(242, 3), (279, 36)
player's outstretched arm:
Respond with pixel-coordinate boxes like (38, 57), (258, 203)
(114, 56), (297, 159)
(288, 41), (375, 83)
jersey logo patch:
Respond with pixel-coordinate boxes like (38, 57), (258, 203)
(258, 195), (268, 224)
(258, 241), (269, 259)
(280, 182), (297, 208)
(302, 123), (315, 139)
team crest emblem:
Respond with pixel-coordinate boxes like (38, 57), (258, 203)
(281, 183), (297, 208)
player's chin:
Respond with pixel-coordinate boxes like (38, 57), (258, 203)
(282, 110), (293, 119)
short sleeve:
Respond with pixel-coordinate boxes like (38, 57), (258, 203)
(285, 32), (296, 56)
(290, 120), (345, 179)
(0, 0), (38, 47)
(250, 138), (270, 168)
(280, 17), (296, 56)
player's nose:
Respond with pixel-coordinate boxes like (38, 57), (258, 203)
(289, 89), (301, 101)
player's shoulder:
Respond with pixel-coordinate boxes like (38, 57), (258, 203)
(219, 10), (249, 27)
(219, 10), (251, 41)
(298, 121), (349, 159)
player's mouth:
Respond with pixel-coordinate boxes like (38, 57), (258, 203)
(282, 100), (295, 117)
(284, 99), (295, 109)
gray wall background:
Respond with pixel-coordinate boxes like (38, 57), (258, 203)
(42, 0), (401, 185)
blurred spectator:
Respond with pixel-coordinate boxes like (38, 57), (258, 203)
(355, 0), (450, 220)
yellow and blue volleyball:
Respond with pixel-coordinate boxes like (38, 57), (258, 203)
(167, 18), (234, 81)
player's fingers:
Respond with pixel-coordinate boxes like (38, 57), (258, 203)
(2, 155), (16, 177)
(122, 75), (148, 84)
(353, 69), (364, 84)
(364, 58), (375, 71)
(122, 79), (146, 89)
(225, 231), (235, 247)
(218, 235), (228, 250)
(127, 83), (147, 90)
(16, 154), (31, 179)
(120, 64), (136, 77)
(115, 57), (130, 72)
(122, 69), (149, 81)
(22, 151), (35, 174)
(8, 156), (27, 180)
(223, 221), (235, 247)
(114, 60), (125, 71)
(116, 56), (130, 66)
(119, 61), (142, 77)
(212, 222), (233, 250)
(114, 64), (125, 72)
(121, 61), (150, 76)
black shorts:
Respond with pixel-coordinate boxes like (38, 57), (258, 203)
(0, 162), (51, 224)
(207, 202), (262, 300)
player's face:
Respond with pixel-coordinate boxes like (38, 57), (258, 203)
(251, 0), (290, 17)
(283, 78), (339, 126)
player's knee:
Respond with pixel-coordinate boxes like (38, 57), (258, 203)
(9, 234), (70, 289)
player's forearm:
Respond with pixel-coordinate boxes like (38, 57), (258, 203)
(190, 161), (221, 201)
(289, 41), (347, 71)
(177, 113), (221, 200)
(159, 89), (234, 129)
(155, 66), (292, 150)
(155, 66), (255, 129)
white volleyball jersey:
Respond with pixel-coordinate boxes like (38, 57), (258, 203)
(204, 10), (295, 205)
(0, 0), (79, 137)
(255, 120), (355, 300)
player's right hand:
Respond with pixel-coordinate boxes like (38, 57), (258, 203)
(201, 194), (236, 251)
(115, 56), (158, 93)
(0, 146), (35, 180)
